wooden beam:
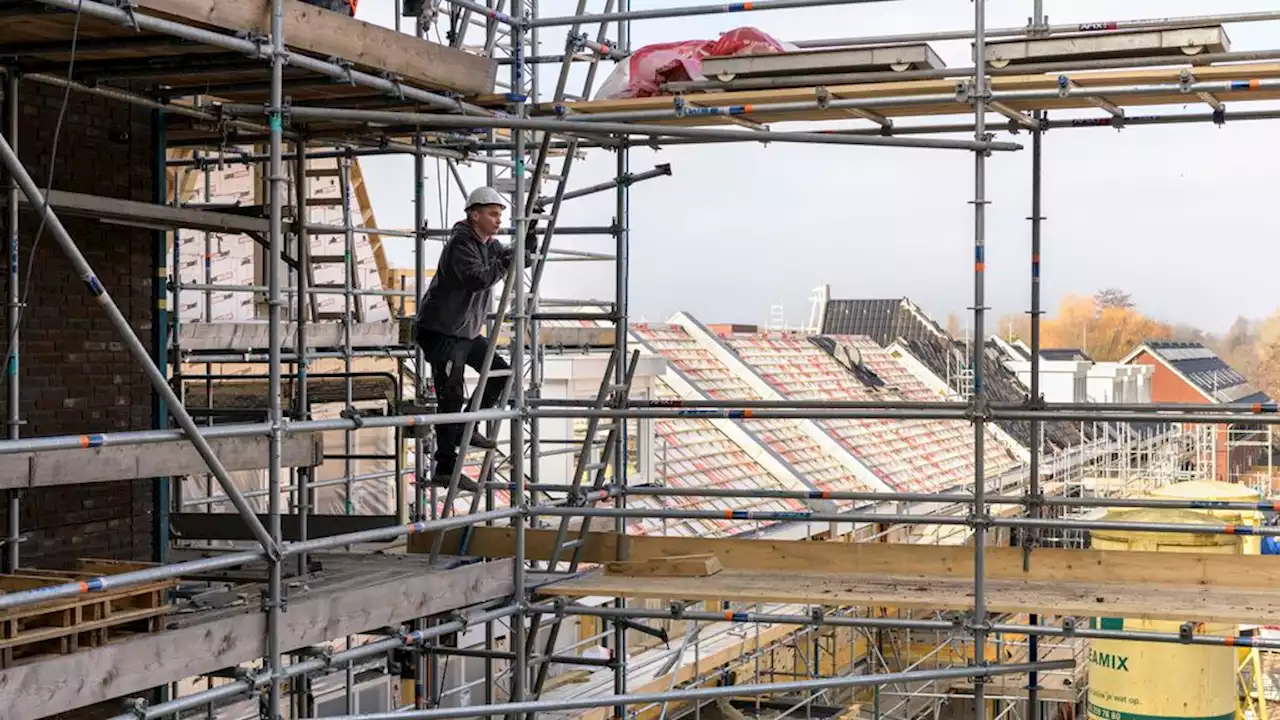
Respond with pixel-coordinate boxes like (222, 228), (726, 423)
(0, 432), (324, 490)
(134, 0), (496, 96)
(604, 554), (723, 578)
(0, 557), (514, 720)
(534, 62), (1280, 126)
(537, 567), (1280, 625)
(418, 526), (1280, 591)
(19, 189), (272, 234)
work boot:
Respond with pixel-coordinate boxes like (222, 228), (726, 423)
(469, 432), (498, 450)
(431, 469), (480, 493)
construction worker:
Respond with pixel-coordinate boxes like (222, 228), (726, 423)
(415, 186), (531, 492)
(300, 0), (357, 16)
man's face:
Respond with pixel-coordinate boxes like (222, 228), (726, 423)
(470, 204), (504, 240)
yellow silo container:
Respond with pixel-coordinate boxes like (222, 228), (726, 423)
(1087, 508), (1242, 720)
(1149, 479), (1263, 555)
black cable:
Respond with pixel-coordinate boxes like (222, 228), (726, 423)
(4, 0), (86, 385)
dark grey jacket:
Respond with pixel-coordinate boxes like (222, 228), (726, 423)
(416, 221), (512, 340)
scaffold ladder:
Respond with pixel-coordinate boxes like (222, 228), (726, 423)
(301, 154), (364, 323)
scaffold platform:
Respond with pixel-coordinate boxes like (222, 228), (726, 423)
(0, 551), (514, 720)
(530, 62), (1280, 126)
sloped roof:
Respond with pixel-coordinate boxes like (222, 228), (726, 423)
(822, 334), (1022, 480)
(1130, 340), (1270, 405)
(820, 298), (1088, 452)
(626, 376), (810, 538)
(1040, 348), (1093, 362)
(631, 323), (872, 505)
(718, 331), (1021, 493)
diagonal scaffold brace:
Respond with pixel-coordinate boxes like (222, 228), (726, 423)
(0, 132), (280, 559)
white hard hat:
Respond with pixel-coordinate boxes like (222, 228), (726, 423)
(465, 186), (507, 210)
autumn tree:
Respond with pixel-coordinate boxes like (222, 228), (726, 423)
(1251, 311), (1280, 399)
(1040, 293), (1172, 361)
(995, 312), (1031, 344)
(945, 312), (963, 338)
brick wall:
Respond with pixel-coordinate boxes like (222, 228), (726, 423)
(0, 80), (158, 568)
(1132, 351), (1237, 481)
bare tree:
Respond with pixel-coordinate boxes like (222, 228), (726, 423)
(1093, 287), (1134, 313)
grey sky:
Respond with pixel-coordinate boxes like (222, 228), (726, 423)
(358, 0), (1280, 333)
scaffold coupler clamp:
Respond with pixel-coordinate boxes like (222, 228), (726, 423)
(968, 511), (994, 531)
(551, 596), (570, 620)
(123, 697), (149, 719)
(241, 29), (273, 61)
(399, 626), (424, 646)
(814, 86), (832, 110)
(1178, 69), (1196, 94)
(809, 607), (825, 626)
(1179, 621), (1198, 643)
(1061, 616), (1079, 634)
(301, 643), (336, 666)
(341, 406), (366, 429)
(330, 57), (357, 86)
(449, 608), (473, 630)
(109, 0), (141, 33)
(965, 610), (992, 635)
(669, 600), (691, 619)
(381, 72), (407, 101)
(965, 396), (992, 425)
(260, 586), (288, 613)
(1024, 490), (1045, 517)
(567, 32), (588, 52)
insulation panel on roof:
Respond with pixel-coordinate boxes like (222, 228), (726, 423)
(632, 323), (874, 504)
(722, 331), (1020, 493)
(631, 377), (810, 538)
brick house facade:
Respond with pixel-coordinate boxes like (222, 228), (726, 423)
(1, 80), (158, 569)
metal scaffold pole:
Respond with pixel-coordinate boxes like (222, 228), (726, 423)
(612, 15), (631, 714)
(293, 137), (312, 579)
(2, 72), (18, 574)
(266, 0), (287, 716)
(970, 0), (990, 715)
(509, 12), (530, 716)
(309, 661), (1074, 720)
(1026, 3), (1046, 718)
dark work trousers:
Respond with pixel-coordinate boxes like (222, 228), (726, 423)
(417, 329), (510, 476)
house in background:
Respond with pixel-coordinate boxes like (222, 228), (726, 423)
(1122, 340), (1273, 482)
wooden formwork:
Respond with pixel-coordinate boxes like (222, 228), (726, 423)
(0, 559), (174, 669)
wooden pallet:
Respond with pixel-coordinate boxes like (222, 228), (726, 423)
(0, 559), (176, 669)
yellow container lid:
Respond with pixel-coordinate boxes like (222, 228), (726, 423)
(1149, 479), (1260, 502)
(1094, 507), (1242, 548)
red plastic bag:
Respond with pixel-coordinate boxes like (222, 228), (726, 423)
(594, 27), (793, 100)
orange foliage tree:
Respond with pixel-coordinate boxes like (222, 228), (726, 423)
(995, 293), (1172, 361)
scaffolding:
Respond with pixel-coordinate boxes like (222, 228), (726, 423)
(4, 1), (1280, 720)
